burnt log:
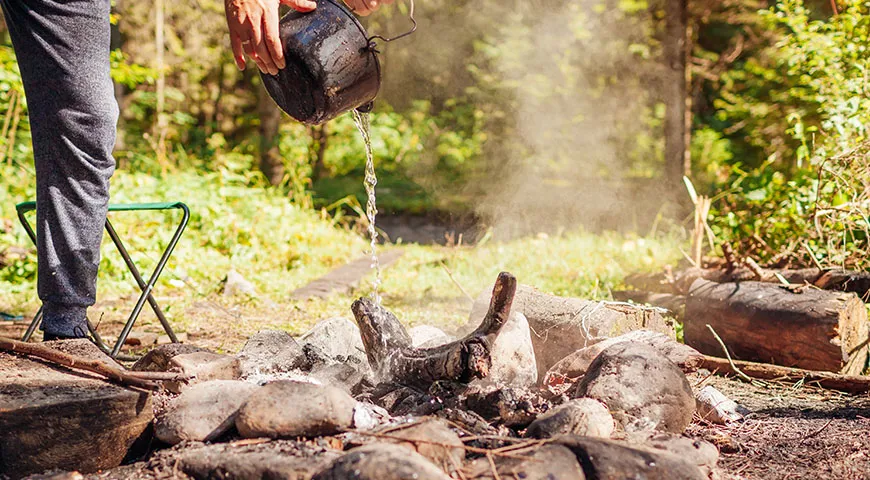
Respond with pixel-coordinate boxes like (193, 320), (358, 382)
(352, 272), (517, 388)
(685, 279), (869, 375)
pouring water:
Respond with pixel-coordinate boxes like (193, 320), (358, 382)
(352, 110), (381, 304)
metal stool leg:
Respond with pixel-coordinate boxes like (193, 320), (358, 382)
(21, 306), (44, 342)
(110, 205), (189, 357)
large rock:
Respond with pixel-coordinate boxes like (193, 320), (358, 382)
(236, 330), (306, 379)
(313, 444), (451, 480)
(132, 343), (209, 372)
(299, 317), (369, 368)
(373, 418), (464, 473)
(467, 284), (674, 378)
(465, 444), (586, 480)
(409, 325), (453, 347)
(475, 312), (537, 388)
(573, 342), (695, 433)
(526, 398), (614, 439)
(164, 351), (241, 393)
(236, 380), (356, 438)
(0, 340), (153, 477)
(178, 440), (341, 480)
(545, 330), (704, 386)
(556, 435), (706, 480)
(621, 432), (719, 471)
(155, 380), (258, 445)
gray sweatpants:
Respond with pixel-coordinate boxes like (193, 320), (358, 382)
(1, 0), (117, 336)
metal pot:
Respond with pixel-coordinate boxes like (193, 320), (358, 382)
(261, 0), (415, 125)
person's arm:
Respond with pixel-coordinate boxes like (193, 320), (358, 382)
(224, 0), (392, 75)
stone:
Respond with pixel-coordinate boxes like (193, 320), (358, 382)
(409, 325), (453, 347)
(237, 330), (306, 379)
(466, 284), (674, 379)
(124, 331), (159, 347)
(236, 380), (357, 438)
(573, 342), (695, 433)
(526, 398), (614, 439)
(308, 361), (367, 393)
(556, 435), (706, 480)
(155, 380), (258, 445)
(352, 402), (391, 430)
(544, 330), (704, 385)
(473, 312), (537, 388)
(622, 431), (719, 470)
(695, 385), (748, 424)
(164, 351), (241, 393)
(313, 444), (451, 480)
(373, 418), (464, 473)
(131, 343), (209, 372)
(223, 269), (257, 297)
(298, 317), (368, 368)
(465, 444), (586, 480)
(0, 340), (153, 477)
(178, 440), (341, 480)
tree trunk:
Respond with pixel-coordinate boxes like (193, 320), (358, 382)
(684, 279), (869, 375)
(663, 0), (690, 201)
(352, 272), (517, 388)
(257, 82), (284, 186)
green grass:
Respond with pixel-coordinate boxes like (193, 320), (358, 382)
(0, 165), (682, 352)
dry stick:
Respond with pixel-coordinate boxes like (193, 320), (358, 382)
(699, 355), (870, 394)
(704, 324), (768, 387)
(486, 452), (503, 480)
(440, 260), (474, 303)
(0, 336), (186, 390)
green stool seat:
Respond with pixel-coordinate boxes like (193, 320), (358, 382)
(16, 200), (190, 358)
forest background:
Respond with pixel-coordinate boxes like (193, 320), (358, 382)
(0, 0), (868, 339)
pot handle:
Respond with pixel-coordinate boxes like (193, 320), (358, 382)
(367, 0), (416, 44)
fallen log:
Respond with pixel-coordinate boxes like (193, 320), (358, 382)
(701, 355), (870, 394)
(351, 272), (517, 388)
(0, 336), (188, 390)
(631, 266), (870, 298)
(684, 279), (869, 375)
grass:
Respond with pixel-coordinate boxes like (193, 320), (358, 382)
(0, 165), (683, 353)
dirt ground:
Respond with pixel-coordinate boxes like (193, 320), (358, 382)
(3, 309), (870, 480)
(688, 373), (870, 480)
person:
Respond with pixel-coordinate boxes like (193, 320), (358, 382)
(0, 0), (387, 341)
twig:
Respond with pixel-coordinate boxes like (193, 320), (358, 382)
(744, 257), (766, 280)
(0, 336), (186, 390)
(440, 260), (474, 303)
(803, 242), (825, 271)
(798, 418), (834, 444)
(347, 429), (533, 459)
(486, 452), (502, 480)
(704, 325), (768, 387)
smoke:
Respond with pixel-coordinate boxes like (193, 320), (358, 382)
(468, 0), (670, 238)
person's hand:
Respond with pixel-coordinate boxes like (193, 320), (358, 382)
(224, 0), (317, 75)
(344, 0), (393, 16)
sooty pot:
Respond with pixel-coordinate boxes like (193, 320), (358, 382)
(261, 0), (415, 125)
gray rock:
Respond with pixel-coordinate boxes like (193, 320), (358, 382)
(164, 352), (241, 394)
(373, 418), (464, 473)
(526, 398), (614, 439)
(465, 444), (586, 480)
(574, 342), (695, 433)
(545, 330), (704, 385)
(475, 311), (537, 388)
(466, 284), (674, 379)
(308, 361), (367, 393)
(222, 269), (257, 297)
(556, 435), (706, 480)
(236, 380), (357, 438)
(409, 325), (453, 347)
(236, 330), (306, 378)
(313, 444), (451, 480)
(177, 440), (341, 480)
(622, 431), (719, 470)
(155, 380), (258, 445)
(132, 343), (209, 372)
(299, 317), (368, 368)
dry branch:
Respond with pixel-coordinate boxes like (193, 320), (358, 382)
(701, 355), (870, 394)
(0, 336), (187, 390)
(352, 272), (517, 388)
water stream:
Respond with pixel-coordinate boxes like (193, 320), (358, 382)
(352, 110), (381, 304)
